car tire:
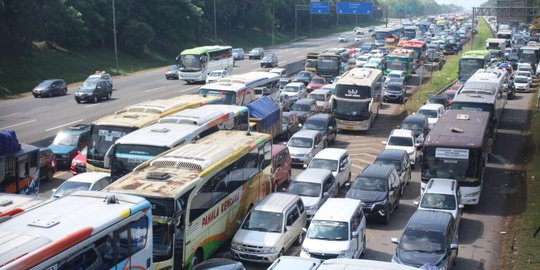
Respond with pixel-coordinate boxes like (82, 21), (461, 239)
(63, 88), (67, 95)
(294, 231), (304, 246)
(361, 235), (367, 257)
(75, 99), (81, 104)
(45, 169), (54, 182)
(93, 96), (98, 103)
(106, 92), (111, 100)
(48, 91), (53, 98)
(383, 208), (391, 225)
(33, 94), (38, 98)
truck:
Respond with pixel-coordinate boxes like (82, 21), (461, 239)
(305, 52), (319, 73)
(0, 130), (40, 195)
(385, 49), (415, 79)
(247, 96), (283, 138)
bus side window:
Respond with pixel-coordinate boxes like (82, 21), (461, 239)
(57, 246), (101, 270)
(261, 141), (272, 169)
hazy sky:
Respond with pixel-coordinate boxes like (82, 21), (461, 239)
(435, 0), (487, 10)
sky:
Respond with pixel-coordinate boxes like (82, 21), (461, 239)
(434, 0), (487, 10)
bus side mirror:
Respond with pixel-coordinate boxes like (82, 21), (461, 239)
(103, 145), (116, 169)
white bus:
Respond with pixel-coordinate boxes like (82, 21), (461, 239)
(333, 68), (383, 131)
(105, 130), (273, 270)
(106, 105), (250, 180)
(0, 193), (47, 218)
(198, 71), (280, 105)
(0, 191), (152, 270)
(177, 45), (234, 83)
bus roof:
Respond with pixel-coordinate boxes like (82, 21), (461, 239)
(0, 194), (47, 218)
(0, 191), (150, 268)
(388, 49), (414, 57)
(215, 71), (279, 87)
(336, 68), (382, 86)
(453, 91), (499, 104)
(397, 40), (426, 48)
(105, 130), (271, 198)
(461, 50), (489, 59)
(159, 104), (247, 125)
(374, 27), (393, 32)
(92, 95), (221, 128)
(424, 110), (490, 148)
(180, 45), (232, 55)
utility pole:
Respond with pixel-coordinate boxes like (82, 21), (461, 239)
(471, 7), (475, 50)
(385, 5), (388, 27)
(295, 6), (298, 40)
(112, 0), (119, 74)
(214, 0), (217, 40)
(272, 0), (275, 45)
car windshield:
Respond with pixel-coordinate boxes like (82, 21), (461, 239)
(283, 86), (299, 93)
(37, 81), (53, 88)
(53, 181), (91, 198)
(309, 158), (338, 172)
(311, 77), (326, 84)
(388, 73), (401, 79)
(357, 56), (369, 61)
(288, 137), (313, 148)
(309, 94), (326, 101)
(263, 55), (274, 60)
(81, 82), (97, 89)
(291, 103), (311, 112)
(241, 210), (283, 233)
(232, 49), (242, 53)
(514, 77), (529, 83)
(374, 158), (402, 172)
(208, 71), (223, 77)
(402, 121), (424, 131)
(297, 72), (310, 79)
(418, 109), (438, 118)
(388, 136), (413, 147)
(52, 132), (79, 146)
(517, 72), (529, 77)
(287, 181), (321, 197)
(351, 176), (388, 192)
(303, 119), (326, 131)
(399, 228), (445, 253)
(445, 92), (456, 99)
(307, 220), (349, 241)
(420, 193), (456, 210)
(167, 65), (178, 71)
(386, 84), (403, 92)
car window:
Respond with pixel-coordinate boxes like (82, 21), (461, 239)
(287, 207), (300, 226)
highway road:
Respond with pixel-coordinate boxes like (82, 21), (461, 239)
(2, 27), (531, 270)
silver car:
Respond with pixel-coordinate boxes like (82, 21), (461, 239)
(287, 130), (325, 168)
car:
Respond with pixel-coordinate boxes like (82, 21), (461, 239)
(165, 65), (179, 80)
(346, 164), (401, 224)
(320, 83), (336, 95)
(74, 79), (113, 104)
(280, 111), (301, 140)
(415, 178), (464, 226)
(384, 129), (417, 168)
(385, 70), (406, 84)
(261, 52), (279, 68)
(355, 55), (371, 67)
(401, 114), (429, 149)
(426, 94), (450, 108)
(302, 113), (337, 145)
(193, 258), (245, 270)
(308, 148), (351, 190)
(354, 34), (364, 42)
(248, 47), (265, 59)
(294, 71), (313, 86)
(278, 93), (293, 111)
(360, 42), (377, 53)
(353, 27), (363, 34)
(205, 69), (230, 84)
(51, 172), (112, 199)
(306, 76), (327, 93)
(230, 193), (306, 263)
(232, 48), (245, 60)
(282, 82), (308, 102)
(516, 71), (533, 84)
(84, 71), (113, 86)
(513, 75), (531, 92)
(417, 103), (445, 129)
(32, 79), (68, 98)
(287, 129), (325, 168)
(338, 34), (348, 42)
(290, 98), (318, 124)
(269, 67), (291, 87)
(38, 147), (57, 182)
(391, 210), (459, 269)
(443, 43), (458, 55)
(444, 88), (460, 105)
(70, 146), (87, 175)
(286, 168), (338, 221)
(308, 89), (332, 113)
(383, 81), (406, 103)
(517, 63), (535, 76)
(48, 124), (91, 169)
(374, 149), (412, 193)
(267, 256), (321, 270)
(271, 144), (293, 192)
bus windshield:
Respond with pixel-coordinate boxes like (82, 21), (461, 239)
(112, 145), (169, 179)
(88, 126), (135, 162)
(375, 32), (389, 40)
(198, 89), (236, 105)
(334, 100), (370, 121)
(180, 54), (204, 71)
(451, 102), (494, 113)
(459, 59), (485, 81)
(317, 58), (339, 70)
(422, 147), (480, 185)
(387, 58), (408, 71)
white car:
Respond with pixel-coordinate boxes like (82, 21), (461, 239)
(84, 72), (113, 88)
(383, 129), (417, 168)
(417, 103), (445, 129)
(51, 172), (112, 199)
(513, 75), (531, 92)
(385, 70), (406, 85)
(338, 35), (348, 42)
(517, 62), (535, 75)
(282, 82), (307, 102)
(308, 148), (352, 189)
(354, 34), (363, 42)
(287, 130), (325, 168)
(355, 55), (370, 67)
(516, 71), (533, 84)
(205, 69), (230, 84)
(415, 178), (464, 226)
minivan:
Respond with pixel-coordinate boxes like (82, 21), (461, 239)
(302, 113), (338, 146)
(231, 193), (306, 263)
(346, 164), (401, 224)
(374, 149), (411, 194)
(301, 198), (366, 261)
(415, 178), (464, 226)
(271, 144), (292, 192)
(308, 148), (351, 190)
(391, 210), (459, 269)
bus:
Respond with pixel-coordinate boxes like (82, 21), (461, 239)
(105, 130), (273, 270)
(384, 35), (399, 49)
(0, 140), (40, 195)
(421, 110), (491, 205)
(106, 105), (250, 180)
(332, 68), (383, 131)
(385, 49), (415, 79)
(397, 40), (427, 67)
(0, 193), (47, 218)
(177, 45), (233, 83)
(496, 30), (512, 47)
(458, 50), (490, 82)
(403, 26), (417, 40)
(316, 48), (349, 79)
(305, 52), (319, 73)
(198, 71), (280, 105)
(373, 27), (394, 47)
(86, 95), (222, 173)
(518, 46), (540, 69)
(0, 191), (152, 269)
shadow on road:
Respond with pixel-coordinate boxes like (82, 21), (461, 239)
(458, 217), (484, 245)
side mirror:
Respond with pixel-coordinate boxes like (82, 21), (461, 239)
(449, 243), (459, 250)
(458, 204), (464, 209)
(352, 231), (359, 237)
(382, 141), (387, 145)
(285, 226), (293, 232)
(391, 237), (399, 244)
(329, 126), (334, 130)
(414, 201), (419, 206)
(52, 188), (57, 193)
(323, 192), (329, 197)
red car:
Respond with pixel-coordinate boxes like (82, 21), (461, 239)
(306, 76), (327, 93)
(271, 144), (292, 192)
(39, 148), (57, 182)
(444, 86), (460, 106)
(70, 146), (87, 174)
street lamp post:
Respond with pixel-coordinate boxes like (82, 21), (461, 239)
(272, 0), (275, 45)
(112, 0), (119, 74)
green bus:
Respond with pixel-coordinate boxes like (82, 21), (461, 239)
(177, 45), (233, 83)
(458, 50), (490, 82)
(385, 49), (415, 79)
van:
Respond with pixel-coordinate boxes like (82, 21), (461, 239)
(301, 198), (367, 260)
(231, 193), (307, 263)
(318, 258), (420, 270)
(271, 144), (293, 192)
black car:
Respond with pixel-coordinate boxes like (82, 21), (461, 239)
(384, 81), (406, 103)
(74, 80), (113, 103)
(506, 53), (519, 69)
(290, 98), (317, 124)
(426, 94), (450, 108)
(302, 113), (338, 145)
(346, 164), (401, 224)
(294, 71), (313, 86)
(165, 65), (179, 80)
(401, 114), (429, 149)
(360, 42), (377, 53)
(260, 53), (278, 68)
(443, 43), (458, 55)
(280, 111), (301, 140)
(391, 210), (459, 269)
(248, 47), (265, 60)
(506, 79), (516, 100)
(32, 79), (68, 98)
(374, 149), (411, 195)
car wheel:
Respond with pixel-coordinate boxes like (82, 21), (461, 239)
(75, 99), (81, 104)
(45, 170), (54, 182)
(33, 94), (38, 98)
(190, 249), (203, 270)
(106, 92), (111, 100)
(383, 209), (391, 225)
(294, 231), (304, 246)
(48, 91), (53, 98)
(347, 172), (351, 183)
(93, 96), (98, 103)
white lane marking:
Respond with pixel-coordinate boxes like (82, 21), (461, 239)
(279, 61), (288, 65)
(0, 119), (36, 130)
(0, 112), (20, 119)
(144, 86), (166, 93)
(296, 55), (305, 59)
(179, 86), (199, 93)
(45, 119), (84, 132)
(84, 104), (100, 108)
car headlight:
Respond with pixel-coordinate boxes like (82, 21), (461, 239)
(71, 159), (77, 165)
(62, 154), (68, 158)
(374, 199), (388, 206)
(338, 249), (351, 258)
(465, 191), (480, 197)
(231, 242), (242, 251)
(261, 247), (278, 253)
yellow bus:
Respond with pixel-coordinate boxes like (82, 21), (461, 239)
(86, 94), (222, 173)
(104, 130), (273, 270)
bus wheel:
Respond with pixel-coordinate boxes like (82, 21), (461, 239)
(191, 249), (203, 269)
